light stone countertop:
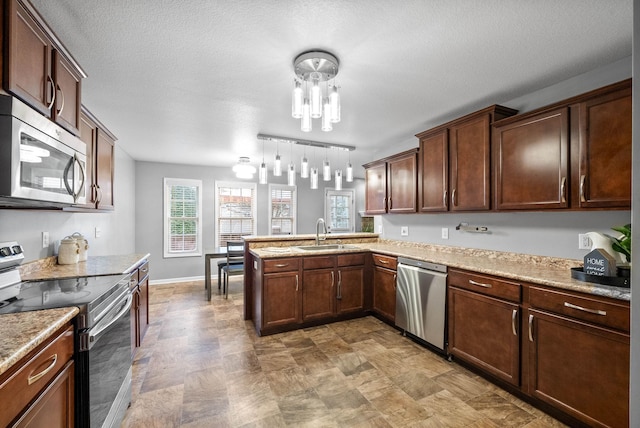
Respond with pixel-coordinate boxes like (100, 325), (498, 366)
(249, 239), (631, 302)
(19, 253), (151, 281)
(0, 307), (79, 376)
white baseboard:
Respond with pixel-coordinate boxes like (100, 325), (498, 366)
(149, 275), (218, 286)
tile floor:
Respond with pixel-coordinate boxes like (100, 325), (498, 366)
(121, 278), (566, 428)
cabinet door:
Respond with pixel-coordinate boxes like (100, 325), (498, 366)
(130, 286), (139, 358)
(52, 51), (82, 135)
(419, 130), (448, 212)
(263, 272), (299, 329)
(7, 0), (53, 117)
(450, 114), (491, 211)
(302, 269), (335, 322)
(448, 287), (520, 386)
(388, 152), (417, 213)
(138, 275), (149, 344)
(79, 111), (97, 208)
(576, 87), (631, 208)
(494, 108), (569, 210)
(95, 130), (115, 210)
(527, 308), (629, 428)
(14, 361), (74, 428)
(365, 162), (387, 214)
(337, 266), (364, 315)
(372, 266), (396, 323)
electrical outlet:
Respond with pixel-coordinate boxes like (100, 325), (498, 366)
(400, 226), (409, 236)
(42, 231), (49, 248)
(441, 228), (449, 239)
(95, 227), (102, 238)
(578, 233), (592, 250)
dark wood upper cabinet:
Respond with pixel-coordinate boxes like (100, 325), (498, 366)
(417, 105), (517, 213)
(493, 107), (569, 210)
(5, 0), (86, 135)
(571, 81), (632, 209)
(364, 149), (417, 215)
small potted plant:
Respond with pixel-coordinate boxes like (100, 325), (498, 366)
(610, 223), (631, 277)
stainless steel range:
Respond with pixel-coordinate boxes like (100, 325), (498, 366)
(0, 241), (134, 428)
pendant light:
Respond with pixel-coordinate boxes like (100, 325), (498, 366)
(259, 140), (268, 184)
(346, 151), (353, 182)
(335, 169), (343, 190)
(292, 80), (303, 118)
(300, 147), (309, 178)
(301, 97), (312, 132)
(329, 84), (341, 123)
(321, 96), (332, 132)
(273, 142), (282, 176)
(310, 78), (321, 118)
(310, 167), (319, 189)
(287, 143), (296, 186)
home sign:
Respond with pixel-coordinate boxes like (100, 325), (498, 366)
(583, 249), (617, 277)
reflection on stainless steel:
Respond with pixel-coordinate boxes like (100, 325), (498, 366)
(395, 257), (447, 352)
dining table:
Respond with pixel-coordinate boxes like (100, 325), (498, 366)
(204, 247), (227, 301)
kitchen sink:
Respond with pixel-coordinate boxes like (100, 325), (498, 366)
(296, 244), (358, 251)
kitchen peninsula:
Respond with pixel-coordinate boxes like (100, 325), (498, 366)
(244, 234), (630, 428)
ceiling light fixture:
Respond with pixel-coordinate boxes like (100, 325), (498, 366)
(273, 142), (282, 176)
(292, 50), (340, 132)
(232, 157), (256, 179)
(259, 140), (268, 184)
(288, 143), (296, 186)
(300, 147), (309, 179)
(335, 169), (343, 190)
(323, 148), (331, 181)
(346, 151), (353, 182)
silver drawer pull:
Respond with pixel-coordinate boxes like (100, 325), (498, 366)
(528, 314), (534, 342)
(511, 309), (518, 336)
(564, 301), (607, 316)
(378, 260), (389, 264)
(469, 279), (492, 288)
(274, 263), (289, 268)
(28, 354), (58, 385)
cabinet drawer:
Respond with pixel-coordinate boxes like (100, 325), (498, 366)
(303, 256), (335, 270)
(0, 324), (74, 428)
(337, 253), (365, 267)
(449, 269), (520, 302)
(372, 254), (397, 270)
(529, 286), (629, 332)
(263, 258), (300, 273)
(137, 260), (149, 282)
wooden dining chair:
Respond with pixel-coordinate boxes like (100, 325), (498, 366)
(221, 241), (244, 299)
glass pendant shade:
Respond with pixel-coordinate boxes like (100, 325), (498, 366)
(321, 98), (332, 132)
(300, 156), (309, 178)
(292, 80), (303, 118)
(335, 169), (342, 190)
(287, 163), (296, 186)
(301, 98), (312, 132)
(346, 161), (353, 182)
(259, 162), (268, 184)
(273, 154), (282, 176)
(310, 168), (319, 189)
(329, 85), (341, 123)
(310, 80), (322, 118)
(323, 160), (331, 181)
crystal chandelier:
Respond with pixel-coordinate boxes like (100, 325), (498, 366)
(292, 50), (340, 132)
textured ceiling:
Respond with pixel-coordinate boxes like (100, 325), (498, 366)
(29, 0), (632, 178)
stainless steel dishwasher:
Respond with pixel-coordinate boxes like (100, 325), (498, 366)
(395, 257), (448, 352)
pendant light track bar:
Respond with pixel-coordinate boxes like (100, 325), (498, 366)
(257, 134), (355, 152)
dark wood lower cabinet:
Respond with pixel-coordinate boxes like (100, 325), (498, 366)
(262, 271), (300, 329)
(336, 266), (364, 315)
(448, 287), (520, 386)
(527, 308), (629, 428)
(302, 269), (335, 322)
(372, 265), (396, 323)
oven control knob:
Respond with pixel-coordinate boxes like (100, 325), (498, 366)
(0, 247), (12, 257)
(11, 245), (23, 254)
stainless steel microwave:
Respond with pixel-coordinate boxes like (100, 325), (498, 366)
(0, 95), (86, 207)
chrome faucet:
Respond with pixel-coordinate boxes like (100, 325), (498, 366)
(315, 218), (327, 245)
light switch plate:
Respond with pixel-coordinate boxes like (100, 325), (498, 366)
(42, 231), (49, 248)
(95, 227), (102, 238)
(441, 228), (449, 239)
(400, 226), (409, 236)
(578, 233), (591, 250)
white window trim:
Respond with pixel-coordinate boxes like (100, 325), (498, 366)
(268, 184), (297, 235)
(163, 177), (203, 258)
(325, 188), (355, 233)
(214, 181), (257, 247)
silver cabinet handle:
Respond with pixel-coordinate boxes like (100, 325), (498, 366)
(96, 184), (103, 204)
(274, 263), (289, 268)
(511, 309), (518, 336)
(560, 176), (567, 203)
(383, 197), (387, 210)
(56, 83), (65, 116)
(564, 301), (606, 316)
(388, 198), (392, 210)
(378, 259), (389, 264)
(469, 279), (492, 288)
(451, 188), (457, 207)
(295, 274), (298, 291)
(443, 190), (447, 207)
(337, 270), (342, 299)
(331, 271), (335, 287)
(580, 174), (587, 202)
(528, 314), (534, 342)
(46, 75), (56, 110)
(28, 354), (58, 385)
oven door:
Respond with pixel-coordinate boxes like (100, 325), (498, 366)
(78, 289), (133, 428)
(3, 115), (86, 204)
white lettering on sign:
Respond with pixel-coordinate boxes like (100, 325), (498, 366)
(585, 258), (605, 266)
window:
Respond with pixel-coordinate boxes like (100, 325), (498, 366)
(325, 189), (355, 233)
(215, 181), (257, 247)
(164, 178), (202, 258)
(269, 184), (297, 235)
